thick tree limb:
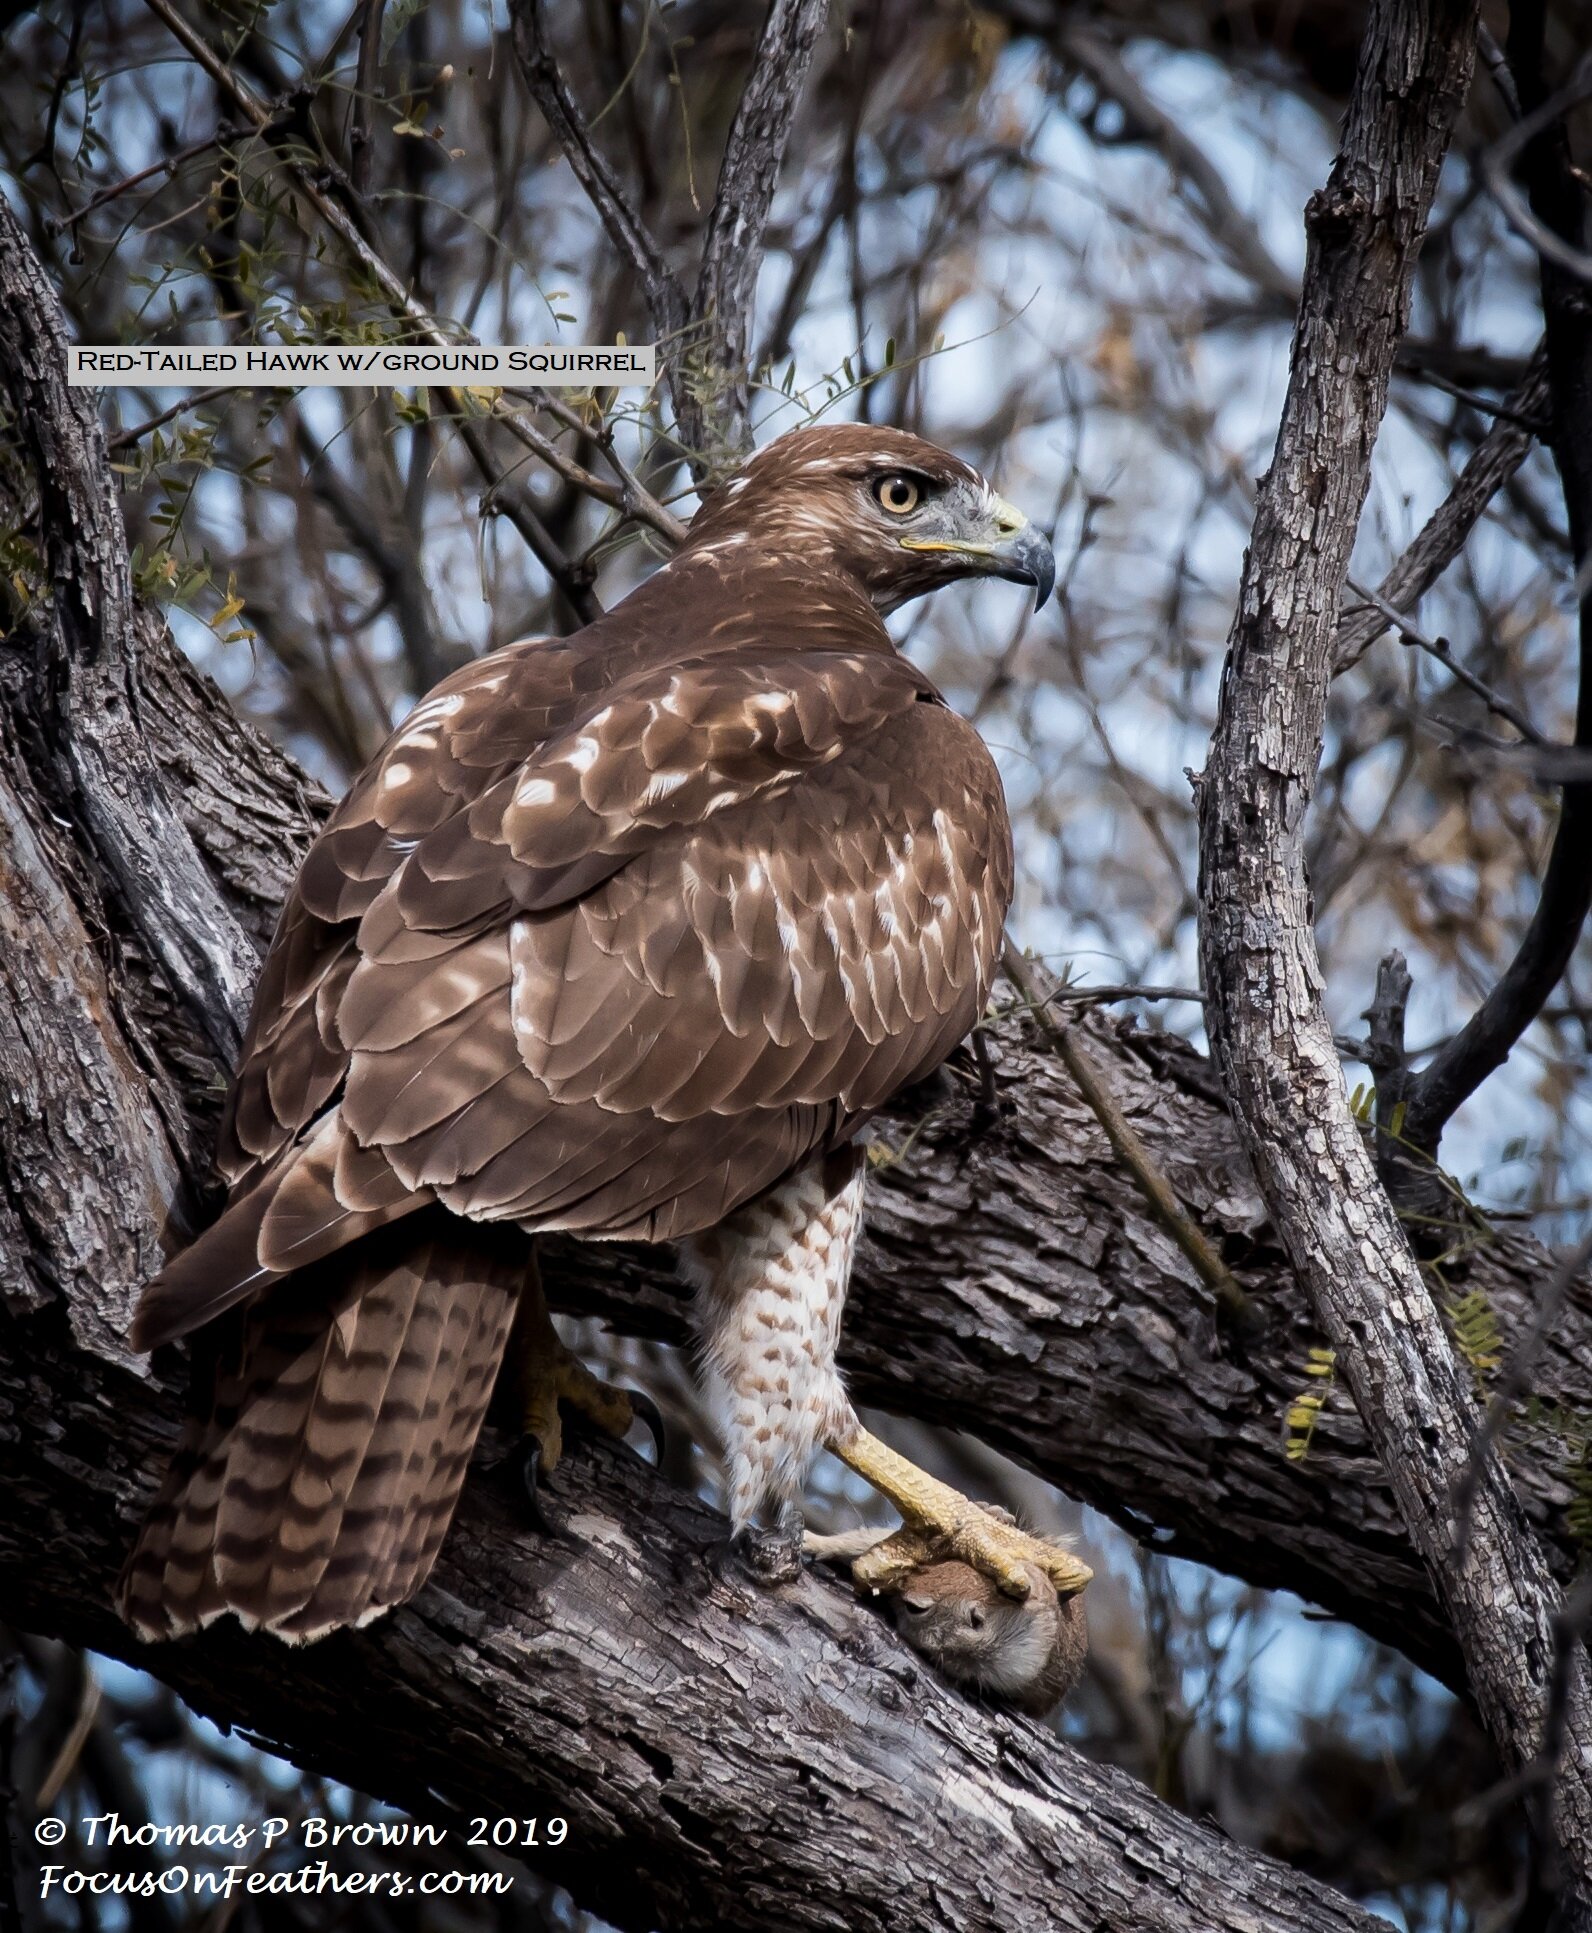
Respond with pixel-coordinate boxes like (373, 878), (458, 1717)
(1197, 0), (1592, 1902)
(0, 194), (257, 1064)
(0, 1319), (1388, 1933)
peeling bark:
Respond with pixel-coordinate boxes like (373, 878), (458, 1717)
(8, 564), (1592, 1703)
(0, 1315), (1391, 1933)
(1197, 0), (1592, 1904)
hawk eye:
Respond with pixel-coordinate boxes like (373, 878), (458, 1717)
(873, 473), (922, 516)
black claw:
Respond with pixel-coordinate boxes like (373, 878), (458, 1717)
(513, 1435), (557, 1536)
(626, 1389), (667, 1466)
(730, 1524), (803, 1587)
(967, 1028), (1001, 1139)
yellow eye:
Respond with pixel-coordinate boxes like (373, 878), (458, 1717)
(874, 473), (921, 516)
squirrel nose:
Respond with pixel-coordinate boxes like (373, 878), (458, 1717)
(967, 1606), (987, 1630)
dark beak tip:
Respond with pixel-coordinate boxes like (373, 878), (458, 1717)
(1014, 528), (1055, 611)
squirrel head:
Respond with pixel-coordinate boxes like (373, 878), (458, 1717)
(890, 1556), (1087, 1717)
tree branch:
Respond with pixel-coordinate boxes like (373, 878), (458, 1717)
(1399, 12), (1592, 1153)
(138, 0), (687, 564)
(1197, 0), (1592, 1904)
(691, 0), (830, 454)
(1334, 342), (1551, 673)
(510, 0), (831, 460)
(0, 1317), (1389, 1933)
(507, 0), (690, 348)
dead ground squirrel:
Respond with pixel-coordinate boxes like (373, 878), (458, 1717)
(807, 1513), (1087, 1716)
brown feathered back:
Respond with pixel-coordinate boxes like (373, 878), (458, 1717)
(120, 424), (1017, 1642)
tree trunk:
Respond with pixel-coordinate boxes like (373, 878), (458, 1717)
(1198, 0), (1592, 1905)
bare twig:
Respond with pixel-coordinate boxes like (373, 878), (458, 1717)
(507, 0), (689, 347)
(1002, 941), (1253, 1327)
(49, 131), (224, 233)
(349, 0), (387, 199)
(1344, 573), (1549, 745)
(1335, 344), (1550, 673)
(1052, 19), (1294, 300)
(1011, 981), (1207, 1009)
(1481, 54), (1592, 290)
(105, 385), (235, 451)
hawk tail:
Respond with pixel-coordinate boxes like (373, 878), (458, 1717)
(118, 1214), (525, 1644)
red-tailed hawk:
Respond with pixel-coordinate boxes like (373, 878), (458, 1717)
(119, 423), (1091, 1644)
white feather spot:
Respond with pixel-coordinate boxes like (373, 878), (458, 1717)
(640, 769), (689, 808)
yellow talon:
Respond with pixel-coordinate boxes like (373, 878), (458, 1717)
(509, 1256), (655, 1473)
(827, 1424), (1092, 1601)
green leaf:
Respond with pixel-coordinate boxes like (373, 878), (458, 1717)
(381, 0), (429, 54)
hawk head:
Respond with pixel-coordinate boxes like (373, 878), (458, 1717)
(684, 424), (1055, 616)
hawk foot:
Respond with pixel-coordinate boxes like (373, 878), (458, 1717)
(509, 1265), (666, 1531)
(828, 1425), (1092, 1602)
(729, 1522), (804, 1587)
(517, 1333), (659, 1469)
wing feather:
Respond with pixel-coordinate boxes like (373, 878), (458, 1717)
(142, 553), (1011, 1352)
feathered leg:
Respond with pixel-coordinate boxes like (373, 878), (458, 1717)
(681, 1144), (1093, 1603)
(678, 1147), (866, 1578)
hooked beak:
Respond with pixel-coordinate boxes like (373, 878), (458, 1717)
(987, 517), (1056, 610)
(900, 495), (1056, 609)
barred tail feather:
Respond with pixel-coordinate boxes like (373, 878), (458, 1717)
(118, 1213), (525, 1644)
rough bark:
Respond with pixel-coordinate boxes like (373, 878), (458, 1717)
(0, 1323), (1390, 1933)
(1197, 0), (1592, 1903)
(0, 194), (258, 1065)
(9, 575), (1592, 1702)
